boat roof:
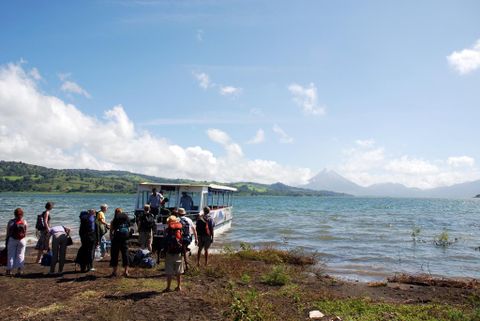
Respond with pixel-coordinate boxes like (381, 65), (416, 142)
(138, 182), (237, 192)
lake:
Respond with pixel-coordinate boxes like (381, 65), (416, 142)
(1, 193), (479, 281)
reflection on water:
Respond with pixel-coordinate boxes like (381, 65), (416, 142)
(1, 193), (480, 281)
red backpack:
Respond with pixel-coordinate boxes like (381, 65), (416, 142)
(10, 219), (26, 240)
(165, 221), (183, 254)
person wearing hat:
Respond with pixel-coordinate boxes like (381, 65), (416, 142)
(177, 207), (197, 271)
(163, 215), (184, 292)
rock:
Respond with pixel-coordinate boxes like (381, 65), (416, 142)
(309, 310), (325, 319)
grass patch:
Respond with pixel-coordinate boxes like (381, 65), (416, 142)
(23, 303), (66, 318)
(262, 265), (291, 286)
(115, 278), (167, 292)
(235, 244), (317, 266)
(315, 299), (477, 321)
(75, 290), (102, 300)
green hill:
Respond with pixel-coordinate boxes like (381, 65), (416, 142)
(0, 161), (350, 196)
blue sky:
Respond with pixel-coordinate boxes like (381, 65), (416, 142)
(0, 0), (480, 188)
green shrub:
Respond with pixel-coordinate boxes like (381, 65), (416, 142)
(261, 265), (291, 286)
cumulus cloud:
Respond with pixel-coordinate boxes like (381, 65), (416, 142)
(272, 124), (293, 144)
(192, 71), (242, 97)
(288, 82), (326, 116)
(447, 39), (480, 75)
(340, 140), (479, 188)
(447, 156), (475, 167)
(246, 129), (265, 144)
(0, 62), (310, 185)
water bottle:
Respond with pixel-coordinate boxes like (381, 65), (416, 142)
(94, 246), (102, 261)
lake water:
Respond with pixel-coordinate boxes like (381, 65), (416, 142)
(1, 193), (480, 281)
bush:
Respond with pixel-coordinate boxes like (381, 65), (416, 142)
(262, 265), (291, 286)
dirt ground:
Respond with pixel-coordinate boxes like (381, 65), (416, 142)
(1, 246), (479, 321)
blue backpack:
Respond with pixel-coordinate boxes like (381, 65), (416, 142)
(40, 252), (52, 266)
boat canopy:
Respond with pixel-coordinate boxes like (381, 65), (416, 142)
(135, 182), (237, 212)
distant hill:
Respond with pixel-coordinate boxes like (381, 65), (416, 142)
(304, 169), (480, 198)
(0, 161), (350, 197)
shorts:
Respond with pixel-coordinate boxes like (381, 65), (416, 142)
(139, 230), (152, 249)
(165, 252), (184, 276)
(35, 230), (50, 251)
(198, 235), (213, 250)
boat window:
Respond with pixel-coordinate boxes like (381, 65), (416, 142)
(163, 189), (179, 208)
(179, 191), (201, 213)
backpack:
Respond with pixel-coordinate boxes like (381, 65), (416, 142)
(35, 212), (46, 231)
(40, 252), (52, 266)
(141, 212), (156, 231)
(78, 211), (97, 241)
(165, 221), (183, 254)
(139, 257), (156, 269)
(197, 216), (212, 237)
(179, 217), (192, 246)
(115, 222), (130, 238)
(10, 219), (26, 240)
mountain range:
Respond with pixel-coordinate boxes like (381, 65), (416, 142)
(303, 169), (480, 198)
(0, 161), (349, 197)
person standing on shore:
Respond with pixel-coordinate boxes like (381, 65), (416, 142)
(5, 208), (27, 276)
(163, 215), (184, 292)
(35, 202), (53, 264)
(196, 207), (214, 267)
(138, 204), (155, 252)
(96, 204), (109, 258)
(147, 188), (163, 217)
(177, 207), (197, 271)
(76, 209), (97, 272)
(49, 225), (70, 275)
(109, 208), (130, 277)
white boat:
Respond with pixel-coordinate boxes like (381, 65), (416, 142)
(133, 182), (237, 241)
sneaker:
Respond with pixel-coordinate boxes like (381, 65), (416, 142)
(89, 268), (96, 272)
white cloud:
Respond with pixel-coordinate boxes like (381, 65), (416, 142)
(0, 62), (310, 185)
(339, 140), (479, 188)
(447, 156), (475, 167)
(288, 82), (326, 116)
(196, 29), (204, 42)
(29, 67), (41, 80)
(385, 156), (439, 175)
(247, 129), (265, 144)
(355, 139), (375, 148)
(192, 71), (242, 97)
(219, 85), (242, 96)
(272, 124), (293, 144)
(192, 71), (211, 89)
(58, 73), (91, 98)
(447, 39), (480, 75)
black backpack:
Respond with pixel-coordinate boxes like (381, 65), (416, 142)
(141, 212), (156, 230)
(179, 217), (192, 246)
(35, 212), (46, 231)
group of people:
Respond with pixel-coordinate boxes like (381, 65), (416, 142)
(3, 189), (216, 293)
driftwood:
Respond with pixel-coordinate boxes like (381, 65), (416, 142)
(387, 273), (480, 289)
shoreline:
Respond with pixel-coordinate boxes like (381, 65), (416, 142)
(1, 246), (478, 320)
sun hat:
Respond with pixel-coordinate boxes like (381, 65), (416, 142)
(177, 208), (186, 216)
(167, 215), (179, 223)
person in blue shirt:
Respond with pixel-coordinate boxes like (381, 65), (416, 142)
(179, 192), (194, 211)
(147, 188), (163, 216)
